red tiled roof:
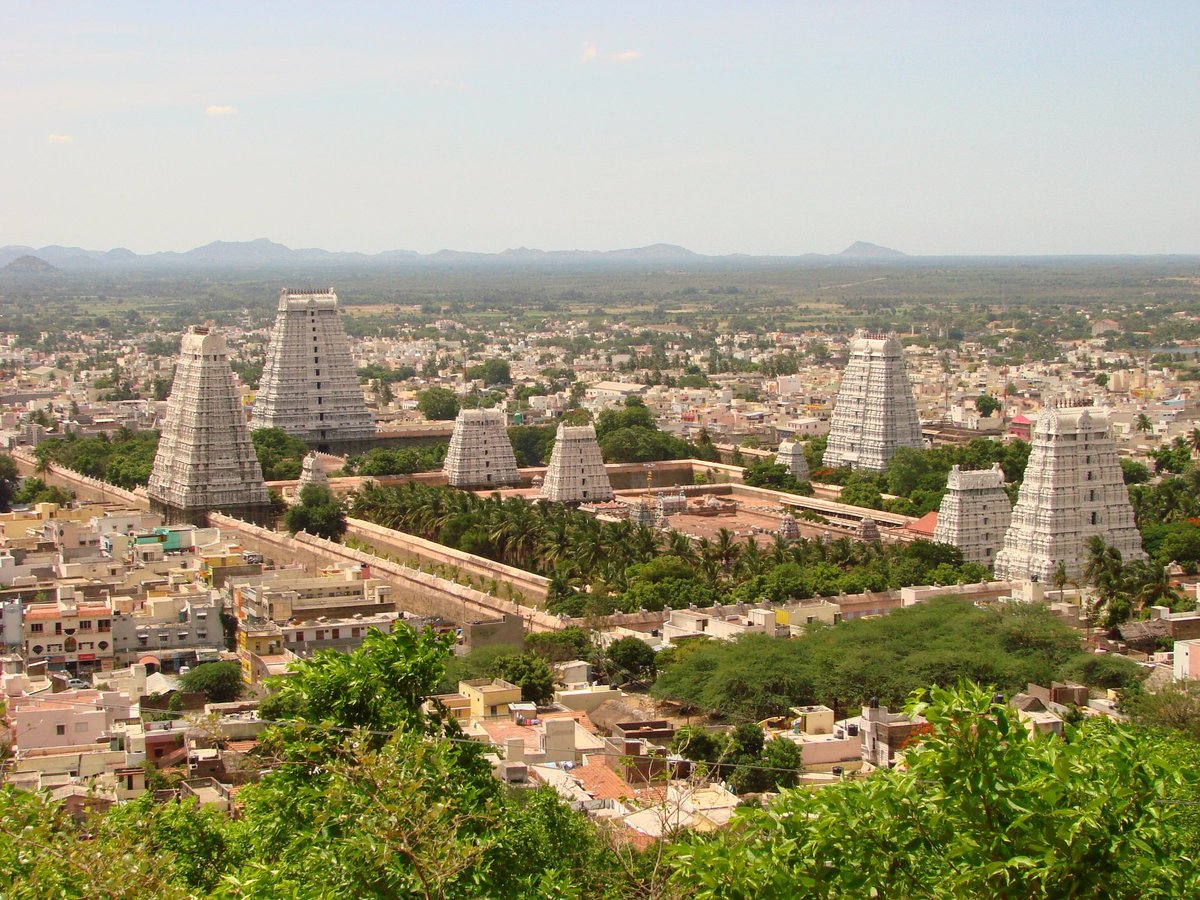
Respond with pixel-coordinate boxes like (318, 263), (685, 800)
(572, 759), (634, 801)
(907, 511), (938, 536)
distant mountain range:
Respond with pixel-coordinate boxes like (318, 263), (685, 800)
(0, 238), (907, 271)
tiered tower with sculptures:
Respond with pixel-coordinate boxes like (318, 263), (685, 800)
(253, 288), (374, 454)
(540, 424), (613, 503)
(823, 332), (923, 471)
(147, 327), (272, 526)
(443, 409), (520, 489)
(993, 405), (1144, 582)
(932, 464), (1012, 566)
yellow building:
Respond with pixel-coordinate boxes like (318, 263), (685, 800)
(460, 678), (522, 720)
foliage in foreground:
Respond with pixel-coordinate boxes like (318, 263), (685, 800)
(671, 683), (1200, 899)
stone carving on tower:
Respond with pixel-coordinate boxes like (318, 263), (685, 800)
(823, 332), (923, 471)
(775, 439), (809, 480)
(253, 288), (374, 454)
(932, 464), (1012, 566)
(443, 409), (520, 489)
(147, 327), (273, 526)
(540, 424), (613, 503)
(297, 452), (329, 493)
(993, 406), (1145, 583)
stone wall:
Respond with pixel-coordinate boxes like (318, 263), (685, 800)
(207, 513), (563, 633)
(344, 518), (551, 604)
(10, 451), (148, 509)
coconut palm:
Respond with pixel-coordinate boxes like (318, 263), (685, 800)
(1134, 413), (1153, 436)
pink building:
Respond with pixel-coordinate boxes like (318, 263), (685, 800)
(9, 689), (134, 751)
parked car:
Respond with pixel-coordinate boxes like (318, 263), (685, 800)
(66, 678), (89, 689)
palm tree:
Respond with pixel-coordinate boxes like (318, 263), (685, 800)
(1189, 427), (1200, 458)
(1134, 413), (1153, 437)
(1128, 561), (1183, 612)
(1052, 560), (1069, 603)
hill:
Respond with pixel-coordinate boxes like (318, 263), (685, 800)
(0, 255), (59, 275)
(839, 240), (906, 258)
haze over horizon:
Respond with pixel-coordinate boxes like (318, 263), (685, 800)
(5, 2), (1198, 257)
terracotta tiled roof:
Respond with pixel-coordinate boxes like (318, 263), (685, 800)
(907, 511), (938, 536)
(572, 759), (634, 801)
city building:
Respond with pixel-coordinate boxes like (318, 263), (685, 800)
(932, 464), (1013, 566)
(993, 406), (1145, 583)
(21, 587), (114, 676)
(823, 332), (923, 471)
(774, 439), (809, 480)
(443, 409), (520, 489)
(253, 289), (375, 454)
(540, 424), (613, 503)
(147, 327), (272, 526)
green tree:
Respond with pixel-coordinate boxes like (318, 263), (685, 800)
(604, 636), (657, 686)
(494, 652), (555, 705)
(283, 484), (347, 541)
(417, 386), (461, 421)
(178, 660), (244, 703)
(251, 427), (309, 481)
(974, 394), (1001, 417)
(672, 683), (1200, 898)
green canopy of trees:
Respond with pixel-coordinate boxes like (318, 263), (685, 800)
(178, 660), (244, 704)
(416, 386), (461, 420)
(651, 597), (1113, 721)
(283, 484), (347, 541)
(343, 444), (447, 477)
(250, 428), (309, 481)
(35, 428), (161, 489)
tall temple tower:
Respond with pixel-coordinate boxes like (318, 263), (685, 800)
(443, 409), (520, 489)
(775, 439), (809, 480)
(932, 464), (1012, 566)
(253, 289), (374, 454)
(993, 406), (1144, 582)
(823, 332), (923, 471)
(540, 424), (613, 503)
(147, 327), (272, 526)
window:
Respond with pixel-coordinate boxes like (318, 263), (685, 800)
(332, 629), (340, 639)
(97, 620), (111, 632)
(30, 623), (43, 634)
(97, 641), (108, 650)
(79, 620), (92, 631)
(1091, 512), (1098, 525)
(55, 623), (63, 635)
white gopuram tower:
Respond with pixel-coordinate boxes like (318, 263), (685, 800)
(993, 406), (1145, 583)
(443, 409), (520, 489)
(932, 464), (1012, 566)
(297, 452), (329, 493)
(254, 288), (374, 454)
(540, 424), (613, 503)
(148, 327), (272, 526)
(775, 439), (809, 480)
(823, 332), (923, 471)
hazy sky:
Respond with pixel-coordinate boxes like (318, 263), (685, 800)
(4, 2), (1198, 256)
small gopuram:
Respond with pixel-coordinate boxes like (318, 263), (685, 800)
(932, 464), (1012, 566)
(775, 439), (809, 480)
(253, 288), (374, 454)
(297, 452), (329, 492)
(147, 327), (272, 526)
(540, 424), (613, 503)
(443, 409), (520, 489)
(993, 406), (1145, 582)
(823, 332), (923, 471)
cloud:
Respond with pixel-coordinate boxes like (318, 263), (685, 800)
(47, 134), (74, 143)
(580, 42), (642, 64)
(205, 105), (237, 116)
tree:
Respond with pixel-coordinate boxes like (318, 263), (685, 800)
(466, 359), (512, 385)
(493, 652), (555, 705)
(178, 660), (243, 703)
(251, 427), (309, 481)
(417, 386), (461, 421)
(283, 484), (347, 541)
(604, 636), (657, 686)
(974, 394), (1001, 417)
(671, 683), (1200, 898)
(1135, 412), (1153, 436)
(0, 455), (23, 511)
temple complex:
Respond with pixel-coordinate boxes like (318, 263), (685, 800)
(253, 288), (374, 454)
(775, 439), (809, 480)
(443, 409), (520, 489)
(823, 332), (923, 471)
(147, 328), (272, 526)
(540, 424), (613, 503)
(993, 406), (1145, 582)
(932, 464), (1012, 566)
